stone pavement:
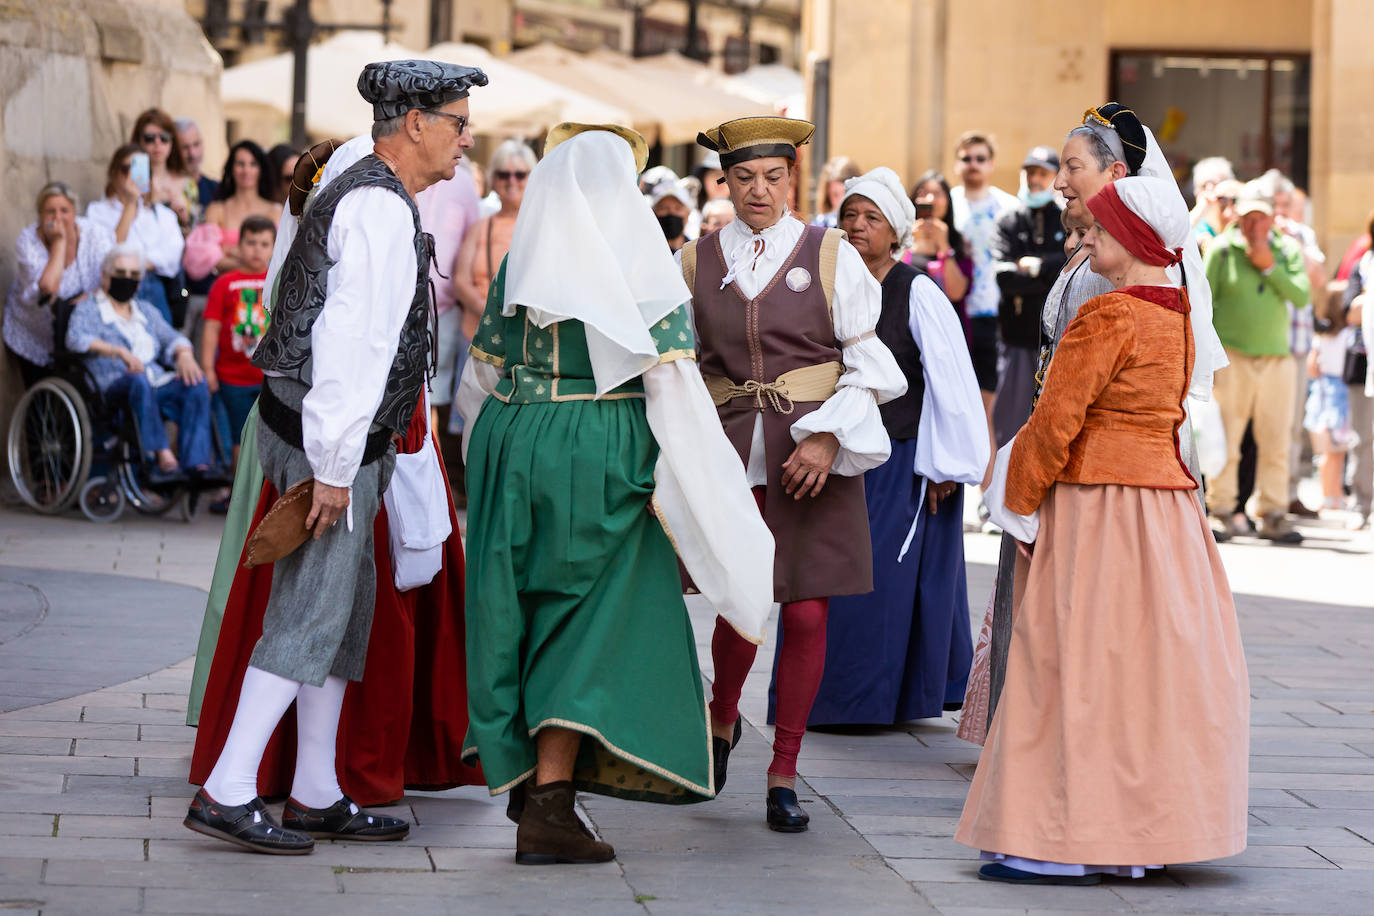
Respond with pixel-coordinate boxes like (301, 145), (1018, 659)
(0, 502), (1369, 915)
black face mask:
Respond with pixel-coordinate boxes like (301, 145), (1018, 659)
(107, 276), (141, 303)
(657, 213), (685, 240)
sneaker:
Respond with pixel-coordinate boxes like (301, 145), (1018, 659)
(1258, 511), (1303, 544)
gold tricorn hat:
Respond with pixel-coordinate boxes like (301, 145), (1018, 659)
(696, 117), (815, 169)
(544, 122), (650, 174)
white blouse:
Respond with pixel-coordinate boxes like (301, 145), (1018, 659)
(85, 198), (185, 279)
(702, 214), (908, 484)
(4, 218), (114, 364)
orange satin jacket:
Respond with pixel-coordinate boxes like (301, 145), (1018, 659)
(1005, 286), (1198, 516)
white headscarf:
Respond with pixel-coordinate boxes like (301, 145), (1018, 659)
(839, 167), (916, 256)
(503, 129), (691, 395)
(1133, 125), (1226, 400)
(1109, 176), (1192, 259)
(262, 135), (374, 316)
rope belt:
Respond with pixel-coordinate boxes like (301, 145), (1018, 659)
(702, 361), (844, 415)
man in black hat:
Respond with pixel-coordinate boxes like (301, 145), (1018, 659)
(184, 59), (486, 855)
(989, 145), (1066, 446)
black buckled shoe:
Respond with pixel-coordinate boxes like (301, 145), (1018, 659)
(283, 795), (410, 841)
(765, 786), (810, 833)
(183, 789), (314, 855)
(712, 717), (744, 794)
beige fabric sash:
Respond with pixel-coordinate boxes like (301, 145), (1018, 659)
(702, 360), (844, 414)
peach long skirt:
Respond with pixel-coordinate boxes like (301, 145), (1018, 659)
(955, 482), (1250, 866)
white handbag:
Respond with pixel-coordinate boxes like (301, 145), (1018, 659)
(984, 436), (1040, 544)
(382, 397), (452, 591)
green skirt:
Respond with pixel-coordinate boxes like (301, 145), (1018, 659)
(461, 396), (712, 804)
(187, 402), (264, 726)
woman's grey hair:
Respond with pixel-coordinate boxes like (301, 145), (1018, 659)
(1192, 156), (1234, 189)
(35, 181), (79, 214)
(1065, 126), (1116, 171)
(101, 241), (145, 276)
(702, 198), (735, 220)
(487, 139), (538, 182)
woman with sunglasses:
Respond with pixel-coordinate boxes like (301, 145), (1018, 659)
(85, 145), (186, 327)
(131, 108), (194, 231)
(453, 140), (537, 343)
(4, 182), (115, 386)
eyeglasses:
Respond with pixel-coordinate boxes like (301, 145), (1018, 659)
(110, 269), (143, 280)
(958, 154), (989, 164)
(141, 131), (172, 145)
(425, 110), (469, 135)
(494, 170), (529, 182)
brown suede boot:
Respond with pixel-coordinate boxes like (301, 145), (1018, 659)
(515, 780), (615, 865)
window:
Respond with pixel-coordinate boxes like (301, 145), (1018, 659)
(1111, 51), (1311, 194)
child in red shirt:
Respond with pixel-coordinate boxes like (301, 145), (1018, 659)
(200, 215), (274, 475)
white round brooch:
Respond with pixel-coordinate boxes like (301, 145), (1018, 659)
(785, 267), (812, 292)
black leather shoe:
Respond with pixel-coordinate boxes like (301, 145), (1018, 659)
(712, 717), (743, 793)
(283, 795), (409, 841)
(765, 786), (809, 833)
(183, 789), (314, 855)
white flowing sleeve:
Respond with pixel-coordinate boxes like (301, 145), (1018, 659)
(455, 356), (502, 462)
(643, 358), (775, 643)
(302, 189), (418, 488)
(907, 274), (990, 484)
(789, 242), (907, 476)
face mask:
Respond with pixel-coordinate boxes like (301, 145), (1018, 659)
(107, 276), (141, 303)
(1020, 188), (1055, 209)
(657, 213), (685, 239)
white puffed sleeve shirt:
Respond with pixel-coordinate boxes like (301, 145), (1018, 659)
(297, 187), (419, 488)
(700, 214), (907, 484)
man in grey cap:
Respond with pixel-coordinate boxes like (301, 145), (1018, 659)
(990, 145), (1066, 446)
(185, 59), (486, 855)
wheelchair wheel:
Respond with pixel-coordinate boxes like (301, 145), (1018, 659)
(7, 377), (92, 514)
(119, 462), (175, 516)
(177, 488), (201, 523)
(78, 476), (125, 523)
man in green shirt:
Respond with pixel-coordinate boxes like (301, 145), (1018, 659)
(1203, 182), (1309, 543)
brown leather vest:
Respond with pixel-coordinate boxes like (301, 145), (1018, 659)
(691, 223), (873, 602)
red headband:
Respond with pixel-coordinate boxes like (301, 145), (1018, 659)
(1086, 183), (1182, 268)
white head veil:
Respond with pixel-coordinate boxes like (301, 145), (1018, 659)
(262, 134), (374, 315)
(503, 129), (691, 395)
(839, 167), (916, 256)
(1134, 125), (1227, 400)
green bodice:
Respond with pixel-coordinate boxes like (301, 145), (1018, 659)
(469, 257), (695, 404)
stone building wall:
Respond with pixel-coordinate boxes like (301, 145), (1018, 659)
(0, 0), (223, 418)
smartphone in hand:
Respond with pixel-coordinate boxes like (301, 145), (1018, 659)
(129, 152), (151, 195)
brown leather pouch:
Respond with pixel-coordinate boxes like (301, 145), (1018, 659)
(243, 478), (315, 568)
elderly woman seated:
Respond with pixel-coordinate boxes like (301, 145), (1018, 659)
(65, 242), (212, 480)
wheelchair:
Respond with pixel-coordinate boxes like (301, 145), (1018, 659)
(6, 297), (228, 523)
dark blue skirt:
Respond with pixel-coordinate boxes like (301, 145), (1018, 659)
(768, 437), (973, 725)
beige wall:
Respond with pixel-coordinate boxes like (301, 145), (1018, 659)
(819, 0), (1374, 254)
(0, 0), (223, 419)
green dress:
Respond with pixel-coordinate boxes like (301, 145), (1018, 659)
(187, 404), (265, 726)
(461, 259), (712, 804)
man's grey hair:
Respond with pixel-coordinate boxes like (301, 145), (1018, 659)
(371, 112), (409, 141)
(1065, 126), (1115, 171)
(1257, 168), (1295, 198)
(487, 139), (538, 182)
(173, 118), (199, 135)
(1192, 156), (1234, 189)
(102, 241), (145, 276)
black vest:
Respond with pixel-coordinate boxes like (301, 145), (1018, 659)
(876, 261), (925, 441)
(252, 155), (433, 435)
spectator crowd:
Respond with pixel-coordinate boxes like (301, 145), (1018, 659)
(4, 108), (1370, 534)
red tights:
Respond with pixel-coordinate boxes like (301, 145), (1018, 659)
(709, 599), (829, 779)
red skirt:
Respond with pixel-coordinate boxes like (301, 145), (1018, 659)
(189, 411), (484, 805)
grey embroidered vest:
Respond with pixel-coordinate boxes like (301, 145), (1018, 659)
(252, 155), (433, 435)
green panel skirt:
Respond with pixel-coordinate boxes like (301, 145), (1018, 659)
(461, 396), (713, 804)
